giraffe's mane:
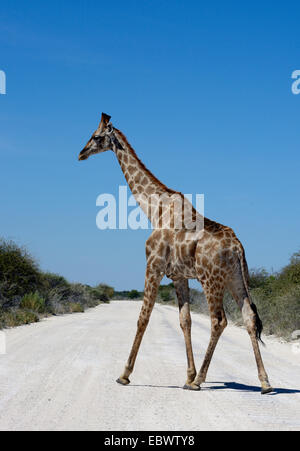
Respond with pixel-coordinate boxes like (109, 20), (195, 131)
(114, 127), (179, 195)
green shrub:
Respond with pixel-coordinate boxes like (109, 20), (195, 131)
(42, 272), (70, 291)
(0, 308), (39, 329)
(0, 239), (43, 300)
(128, 289), (140, 300)
(248, 268), (270, 289)
(0, 237), (116, 327)
(190, 289), (209, 314)
(97, 284), (114, 299)
(113, 289), (143, 300)
(280, 263), (300, 284)
(86, 283), (114, 303)
(46, 282), (111, 314)
(67, 283), (100, 307)
(69, 303), (84, 313)
(94, 284), (114, 301)
(20, 292), (46, 313)
(157, 284), (175, 303)
(251, 285), (300, 337)
(87, 287), (109, 303)
(15, 309), (40, 325)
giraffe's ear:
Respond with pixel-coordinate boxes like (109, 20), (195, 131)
(97, 113), (111, 133)
(100, 113), (111, 126)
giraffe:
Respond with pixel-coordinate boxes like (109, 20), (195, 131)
(78, 113), (273, 394)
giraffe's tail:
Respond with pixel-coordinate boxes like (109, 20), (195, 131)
(238, 247), (265, 346)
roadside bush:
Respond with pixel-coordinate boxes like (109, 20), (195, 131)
(69, 302), (84, 313)
(48, 284), (90, 314)
(20, 292), (46, 313)
(250, 285), (300, 337)
(248, 268), (270, 289)
(190, 289), (208, 314)
(0, 239), (43, 301)
(87, 284), (114, 303)
(113, 289), (144, 300)
(280, 251), (300, 284)
(0, 308), (39, 328)
(0, 238), (114, 329)
(156, 284), (175, 304)
(128, 289), (141, 300)
(97, 284), (114, 299)
(42, 272), (70, 291)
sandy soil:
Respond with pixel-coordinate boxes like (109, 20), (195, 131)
(0, 301), (299, 431)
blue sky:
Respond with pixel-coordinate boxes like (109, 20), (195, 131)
(0, 0), (299, 290)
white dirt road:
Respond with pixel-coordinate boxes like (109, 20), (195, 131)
(0, 301), (299, 431)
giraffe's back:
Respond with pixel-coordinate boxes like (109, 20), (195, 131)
(145, 217), (244, 284)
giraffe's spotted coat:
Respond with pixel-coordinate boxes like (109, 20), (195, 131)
(78, 114), (272, 393)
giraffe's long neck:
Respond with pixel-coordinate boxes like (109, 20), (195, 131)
(113, 128), (177, 217)
(112, 127), (202, 232)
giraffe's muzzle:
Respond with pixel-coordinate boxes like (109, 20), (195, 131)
(78, 149), (89, 161)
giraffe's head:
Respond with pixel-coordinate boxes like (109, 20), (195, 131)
(79, 113), (118, 161)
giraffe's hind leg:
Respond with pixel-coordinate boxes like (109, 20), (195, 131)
(227, 266), (273, 394)
(173, 279), (198, 390)
(192, 281), (227, 389)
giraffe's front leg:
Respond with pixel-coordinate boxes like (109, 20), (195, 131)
(173, 279), (198, 390)
(117, 266), (163, 386)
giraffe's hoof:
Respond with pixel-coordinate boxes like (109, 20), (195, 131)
(183, 383), (201, 391)
(261, 386), (273, 395)
(116, 377), (131, 386)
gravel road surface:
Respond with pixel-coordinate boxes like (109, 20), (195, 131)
(0, 301), (299, 431)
